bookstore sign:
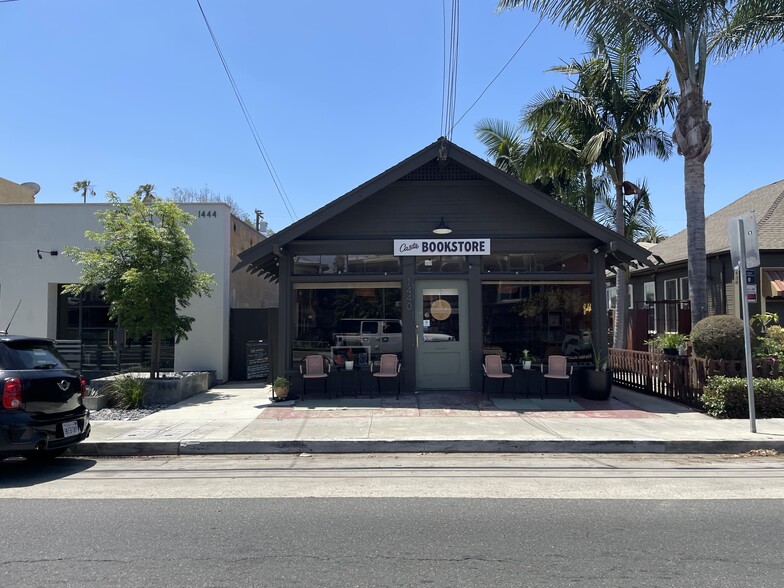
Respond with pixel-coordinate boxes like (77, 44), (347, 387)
(394, 239), (491, 256)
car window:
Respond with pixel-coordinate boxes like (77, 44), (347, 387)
(5, 341), (69, 369)
(383, 321), (402, 334)
(361, 322), (379, 334)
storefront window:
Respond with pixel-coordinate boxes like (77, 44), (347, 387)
(481, 282), (592, 363)
(56, 285), (174, 372)
(292, 283), (401, 368)
(293, 255), (400, 275)
(481, 252), (590, 273)
(415, 256), (467, 273)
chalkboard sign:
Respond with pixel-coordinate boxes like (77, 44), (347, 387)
(246, 340), (269, 380)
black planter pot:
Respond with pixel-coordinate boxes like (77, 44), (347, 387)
(662, 347), (678, 357)
(581, 369), (612, 400)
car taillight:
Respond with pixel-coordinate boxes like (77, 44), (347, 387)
(80, 375), (86, 399)
(2, 378), (22, 410)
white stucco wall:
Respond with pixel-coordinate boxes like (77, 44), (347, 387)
(0, 202), (230, 382)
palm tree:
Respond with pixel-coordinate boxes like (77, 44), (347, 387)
(475, 118), (603, 215)
(594, 178), (658, 242)
(72, 180), (95, 203)
(524, 31), (675, 348)
(639, 225), (668, 244)
(498, 0), (784, 327)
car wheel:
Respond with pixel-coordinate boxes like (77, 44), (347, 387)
(25, 447), (69, 462)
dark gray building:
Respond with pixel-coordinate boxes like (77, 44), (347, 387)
(237, 139), (653, 393)
(627, 179), (784, 343)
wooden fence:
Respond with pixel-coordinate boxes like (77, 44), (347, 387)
(609, 349), (784, 408)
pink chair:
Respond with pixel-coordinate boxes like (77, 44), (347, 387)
(300, 355), (330, 399)
(372, 354), (401, 399)
(482, 354), (514, 397)
(542, 355), (572, 401)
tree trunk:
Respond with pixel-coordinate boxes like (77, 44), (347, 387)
(612, 179), (627, 349)
(674, 81), (711, 326)
(150, 329), (161, 379)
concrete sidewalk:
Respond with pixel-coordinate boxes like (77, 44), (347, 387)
(69, 381), (784, 456)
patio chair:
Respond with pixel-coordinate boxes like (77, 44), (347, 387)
(372, 354), (401, 399)
(482, 354), (514, 398)
(542, 354), (572, 401)
(300, 354), (330, 399)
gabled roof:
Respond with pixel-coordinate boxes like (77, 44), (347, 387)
(645, 180), (784, 265)
(236, 138), (654, 278)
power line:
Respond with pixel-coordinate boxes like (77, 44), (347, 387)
(449, 16), (543, 135)
(195, 0), (297, 222)
(441, 0), (460, 141)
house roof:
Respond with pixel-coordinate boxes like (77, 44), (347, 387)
(236, 138), (655, 279)
(645, 179), (784, 265)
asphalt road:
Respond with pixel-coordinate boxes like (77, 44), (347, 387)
(1, 454), (783, 587)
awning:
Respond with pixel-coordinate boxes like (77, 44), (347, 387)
(765, 270), (784, 296)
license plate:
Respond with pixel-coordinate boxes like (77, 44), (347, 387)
(62, 421), (79, 437)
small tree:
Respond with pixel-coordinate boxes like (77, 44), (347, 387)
(64, 189), (215, 378)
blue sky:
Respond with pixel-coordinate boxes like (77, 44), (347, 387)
(2, 0), (782, 237)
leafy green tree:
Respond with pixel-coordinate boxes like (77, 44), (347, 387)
(63, 189), (215, 378)
(72, 180), (96, 203)
(498, 0), (784, 328)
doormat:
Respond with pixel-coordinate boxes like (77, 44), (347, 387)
(294, 398), (382, 410)
(491, 397), (580, 411)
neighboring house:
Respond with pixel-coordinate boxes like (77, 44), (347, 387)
(0, 176), (38, 203)
(236, 138), (654, 394)
(0, 182), (278, 382)
(625, 179), (784, 345)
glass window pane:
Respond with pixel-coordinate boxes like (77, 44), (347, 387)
(422, 288), (459, 342)
(482, 282), (592, 362)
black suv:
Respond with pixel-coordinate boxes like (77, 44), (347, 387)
(0, 334), (90, 460)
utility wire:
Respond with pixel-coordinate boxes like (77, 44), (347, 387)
(196, 0), (297, 222)
(449, 16), (543, 135)
(441, 0), (460, 141)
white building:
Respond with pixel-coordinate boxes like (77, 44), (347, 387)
(0, 181), (277, 383)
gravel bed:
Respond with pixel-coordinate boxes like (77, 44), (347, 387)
(88, 404), (174, 421)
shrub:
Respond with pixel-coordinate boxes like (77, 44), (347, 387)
(690, 315), (745, 360)
(105, 374), (146, 409)
(754, 325), (784, 360)
(702, 376), (784, 418)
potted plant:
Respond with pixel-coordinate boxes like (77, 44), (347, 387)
(272, 376), (290, 400)
(581, 342), (612, 400)
(648, 332), (688, 357)
(520, 349), (536, 370)
(344, 348), (355, 371)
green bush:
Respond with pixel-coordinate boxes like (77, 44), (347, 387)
(690, 315), (745, 360)
(754, 325), (784, 360)
(105, 374), (146, 409)
(702, 376), (784, 418)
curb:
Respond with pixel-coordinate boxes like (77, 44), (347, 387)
(68, 438), (784, 457)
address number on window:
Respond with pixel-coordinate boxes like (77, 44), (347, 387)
(198, 210), (217, 218)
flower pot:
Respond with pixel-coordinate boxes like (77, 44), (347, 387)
(344, 360), (354, 371)
(522, 360), (532, 370)
(662, 347), (678, 357)
(581, 369), (612, 400)
(273, 386), (289, 400)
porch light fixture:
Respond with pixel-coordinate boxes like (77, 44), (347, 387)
(433, 217), (452, 235)
(36, 249), (58, 259)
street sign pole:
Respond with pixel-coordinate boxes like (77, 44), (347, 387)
(737, 218), (757, 433)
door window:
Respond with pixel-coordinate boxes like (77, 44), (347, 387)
(422, 288), (459, 342)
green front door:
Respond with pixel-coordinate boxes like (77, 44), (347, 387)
(414, 279), (470, 390)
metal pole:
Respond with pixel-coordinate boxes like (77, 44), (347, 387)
(738, 218), (757, 433)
